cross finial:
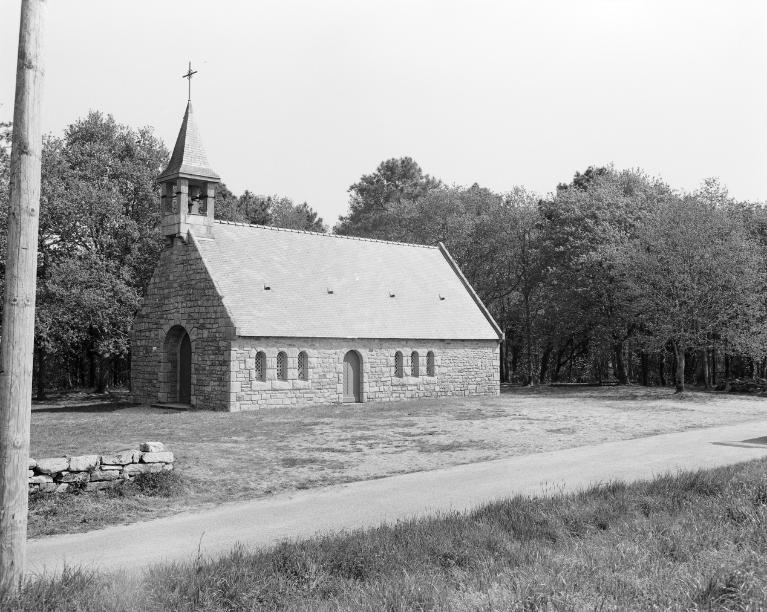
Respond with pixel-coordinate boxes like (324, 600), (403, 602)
(182, 61), (197, 101)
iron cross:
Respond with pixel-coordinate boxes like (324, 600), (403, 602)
(182, 62), (197, 101)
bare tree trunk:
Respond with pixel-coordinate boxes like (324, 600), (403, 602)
(552, 347), (565, 383)
(694, 349), (710, 388)
(674, 342), (686, 393)
(539, 344), (552, 384)
(640, 352), (649, 386)
(0, 0), (46, 592)
(95, 356), (111, 394)
(614, 341), (628, 385)
(524, 292), (534, 386)
(510, 342), (520, 380)
(35, 346), (47, 400)
(88, 349), (96, 389)
(499, 339), (506, 383)
(658, 350), (666, 387)
(702, 349), (710, 389)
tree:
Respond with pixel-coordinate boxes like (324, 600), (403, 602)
(335, 157), (441, 237)
(216, 188), (325, 232)
(617, 190), (765, 392)
(31, 112), (168, 394)
(214, 182), (244, 223)
(539, 167), (672, 384)
(238, 190), (270, 225)
(463, 188), (545, 384)
(270, 197), (326, 232)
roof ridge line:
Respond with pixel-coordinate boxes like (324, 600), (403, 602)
(213, 220), (439, 249)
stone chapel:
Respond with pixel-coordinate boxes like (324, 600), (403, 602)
(130, 101), (502, 411)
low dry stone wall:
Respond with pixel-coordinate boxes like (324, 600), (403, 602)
(28, 441), (174, 494)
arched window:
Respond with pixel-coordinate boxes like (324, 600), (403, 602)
(427, 351), (435, 376)
(277, 351), (288, 381)
(394, 351), (403, 378)
(255, 351), (266, 382)
(298, 351), (309, 380)
(411, 351), (419, 377)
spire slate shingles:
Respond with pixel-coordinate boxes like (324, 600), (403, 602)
(157, 102), (220, 182)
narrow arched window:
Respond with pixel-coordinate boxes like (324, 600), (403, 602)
(277, 351), (288, 381)
(298, 351), (309, 380)
(255, 351), (266, 382)
(427, 351), (435, 376)
(411, 351), (419, 377)
(394, 351), (403, 378)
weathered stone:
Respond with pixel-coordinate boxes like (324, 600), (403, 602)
(27, 470), (34, 478)
(36, 457), (69, 475)
(84, 481), (112, 492)
(162, 463), (174, 471)
(100, 450), (139, 465)
(28, 458), (37, 470)
(123, 462), (163, 476)
(29, 474), (53, 484)
(141, 451), (174, 463)
(39, 483), (57, 493)
(90, 470), (121, 482)
(55, 483), (69, 493)
(99, 464), (124, 471)
(139, 441), (166, 453)
(68, 454), (100, 472)
(59, 471), (90, 483)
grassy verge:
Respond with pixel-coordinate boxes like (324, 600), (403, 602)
(28, 387), (767, 537)
(6, 458), (767, 610)
(28, 472), (187, 537)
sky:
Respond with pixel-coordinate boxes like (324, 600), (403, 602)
(1, 0), (765, 225)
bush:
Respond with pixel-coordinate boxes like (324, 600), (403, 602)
(124, 470), (186, 498)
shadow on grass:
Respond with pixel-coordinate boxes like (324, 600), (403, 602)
(502, 384), (739, 404)
(31, 402), (139, 414)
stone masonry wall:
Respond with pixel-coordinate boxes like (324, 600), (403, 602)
(28, 442), (174, 494)
(228, 337), (499, 411)
(131, 233), (234, 410)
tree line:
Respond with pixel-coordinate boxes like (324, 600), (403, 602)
(1, 114), (765, 395)
(336, 159), (767, 392)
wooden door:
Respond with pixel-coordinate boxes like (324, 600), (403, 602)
(178, 333), (192, 404)
(343, 351), (361, 403)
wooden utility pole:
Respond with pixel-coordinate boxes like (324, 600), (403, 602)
(0, 0), (46, 591)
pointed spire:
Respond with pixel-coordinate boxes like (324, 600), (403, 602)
(157, 101), (220, 183)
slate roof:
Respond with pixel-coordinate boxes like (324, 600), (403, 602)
(157, 102), (220, 182)
(191, 222), (502, 340)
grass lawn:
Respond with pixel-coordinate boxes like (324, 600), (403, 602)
(7, 458), (767, 610)
(28, 385), (767, 537)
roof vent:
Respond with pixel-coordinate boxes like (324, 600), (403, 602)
(327, 288), (334, 294)
(389, 291), (396, 298)
(263, 283), (271, 291)
(439, 294), (446, 301)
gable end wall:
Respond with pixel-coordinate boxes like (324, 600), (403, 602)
(130, 236), (234, 410)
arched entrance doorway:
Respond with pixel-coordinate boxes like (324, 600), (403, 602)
(342, 350), (361, 403)
(164, 325), (192, 405)
(178, 333), (191, 404)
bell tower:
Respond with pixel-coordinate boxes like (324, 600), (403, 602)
(157, 85), (220, 241)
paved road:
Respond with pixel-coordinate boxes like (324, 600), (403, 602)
(26, 419), (767, 576)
